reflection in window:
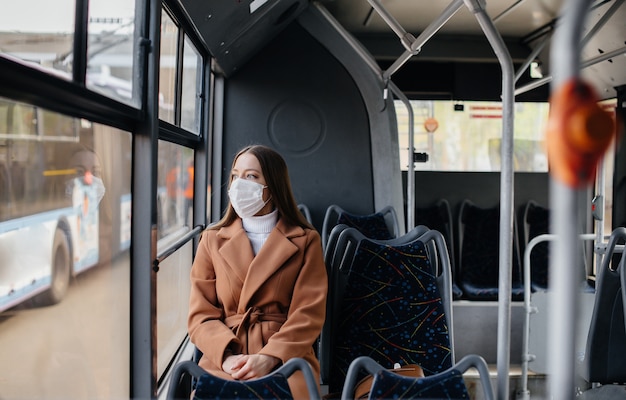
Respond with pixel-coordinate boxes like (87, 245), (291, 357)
(0, 98), (132, 399)
(87, 0), (138, 106)
(157, 140), (194, 242)
(396, 100), (550, 172)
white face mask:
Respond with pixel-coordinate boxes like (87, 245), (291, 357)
(228, 178), (270, 218)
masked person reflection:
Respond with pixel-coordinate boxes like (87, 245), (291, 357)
(188, 145), (327, 398)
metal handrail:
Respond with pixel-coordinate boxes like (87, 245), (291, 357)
(518, 233), (596, 400)
(154, 225), (204, 269)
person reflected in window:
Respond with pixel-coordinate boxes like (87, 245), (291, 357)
(188, 145), (327, 398)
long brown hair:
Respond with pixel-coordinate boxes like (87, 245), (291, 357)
(210, 145), (313, 230)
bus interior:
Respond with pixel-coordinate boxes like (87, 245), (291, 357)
(0, 0), (625, 399)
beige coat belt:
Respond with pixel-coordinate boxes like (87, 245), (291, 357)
(225, 307), (287, 353)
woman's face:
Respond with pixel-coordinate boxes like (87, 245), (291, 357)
(231, 152), (273, 214)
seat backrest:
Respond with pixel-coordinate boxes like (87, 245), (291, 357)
(584, 227), (626, 385)
(322, 226), (454, 393)
(416, 199), (463, 299)
(340, 354), (495, 400)
(457, 199), (523, 300)
(521, 200), (551, 291)
(415, 199), (455, 271)
(167, 357), (320, 400)
(324, 223), (351, 272)
(319, 224), (433, 385)
(297, 203), (313, 224)
(321, 204), (399, 250)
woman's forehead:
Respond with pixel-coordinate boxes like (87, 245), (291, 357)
(233, 152), (261, 171)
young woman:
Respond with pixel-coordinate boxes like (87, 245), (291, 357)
(188, 145), (327, 398)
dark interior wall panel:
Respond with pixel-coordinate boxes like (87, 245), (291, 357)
(221, 22), (373, 230)
(404, 170), (550, 215)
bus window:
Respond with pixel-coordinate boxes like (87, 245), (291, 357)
(0, 100), (132, 399)
(0, 1), (74, 80)
(155, 141), (194, 380)
(0, 1), (138, 106)
(159, 10), (204, 134)
(86, 0), (137, 105)
(180, 35), (202, 135)
(156, 239), (193, 379)
(157, 140), (194, 239)
(396, 100), (550, 172)
(159, 11), (178, 124)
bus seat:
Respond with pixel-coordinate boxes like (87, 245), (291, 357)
(582, 227), (626, 387)
(319, 224), (431, 387)
(320, 226), (454, 394)
(340, 354), (494, 400)
(457, 199), (524, 301)
(324, 223), (351, 273)
(297, 203), (313, 224)
(416, 198), (463, 299)
(166, 357), (320, 400)
(520, 200), (550, 291)
(321, 204), (399, 251)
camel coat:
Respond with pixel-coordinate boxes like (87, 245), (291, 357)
(188, 217), (327, 399)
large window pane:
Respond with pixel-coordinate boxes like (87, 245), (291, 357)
(180, 36), (202, 134)
(155, 140), (194, 379)
(156, 241), (192, 378)
(396, 100), (550, 172)
(87, 0), (138, 106)
(159, 12), (177, 124)
(0, 0), (140, 107)
(0, 0), (75, 78)
(0, 98), (132, 399)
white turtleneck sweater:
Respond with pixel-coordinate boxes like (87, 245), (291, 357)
(242, 209), (278, 255)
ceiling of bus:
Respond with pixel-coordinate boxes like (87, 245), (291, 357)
(321, 0), (625, 99)
(321, 0), (565, 37)
(175, 0), (626, 99)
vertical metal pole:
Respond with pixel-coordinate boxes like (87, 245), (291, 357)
(131, 0), (160, 398)
(391, 87), (416, 231)
(465, 0), (515, 398)
(547, 0), (592, 398)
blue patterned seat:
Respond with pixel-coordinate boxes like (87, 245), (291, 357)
(321, 226), (454, 394)
(321, 204), (399, 251)
(341, 354), (494, 400)
(457, 199), (524, 300)
(166, 357), (319, 400)
(415, 199), (463, 299)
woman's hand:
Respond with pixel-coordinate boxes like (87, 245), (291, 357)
(222, 354), (246, 375)
(226, 354), (281, 380)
